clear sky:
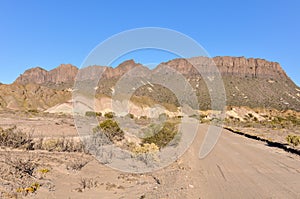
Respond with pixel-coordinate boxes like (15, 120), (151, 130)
(0, 0), (299, 86)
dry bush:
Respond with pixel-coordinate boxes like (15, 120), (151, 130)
(38, 138), (84, 152)
(82, 131), (113, 164)
(286, 134), (300, 147)
(79, 177), (99, 189)
(0, 153), (41, 197)
(139, 116), (148, 120)
(0, 126), (33, 149)
(66, 159), (89, 171)
(16, 182), (41, 195)
(131, 143), (159, 165)
(5, 154), (38, 178)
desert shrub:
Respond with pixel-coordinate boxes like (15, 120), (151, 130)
(273, 116), (286, 123)
(140, 115), (148, 120)
(286, 134), (300, 147)
(104, 112), (114, 119)
(38, 168), (50, 174)
(131, 143), (159, 165)
(0, 126), (33, 149)
(17, 182), (41, 195)
(126, 113), (134, 119)
(140, 123), (163, 138)
(93, 119), (124, 142)
(132, 143), (159, 154)
(85, 111), (102, 117)
(286, 115), (300, 126)
(142, 121), (178, 148)
(41, 138), (84, 152)
(27, 109), (39, 114)
(66, 159), (89, 171)
(158, 113), (168, 121)
(5, 155), (37, 178)
(79, 178), (99, 190)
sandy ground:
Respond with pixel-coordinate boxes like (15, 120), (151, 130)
(0, 112), (77, 137)
(0, 113), (299, 198)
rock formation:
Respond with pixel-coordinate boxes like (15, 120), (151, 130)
(4, 56), (300, 111)
(160, 56), (288, 79)
(15, 64), (78, 85)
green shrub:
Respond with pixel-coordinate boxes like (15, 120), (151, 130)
(132, 143), (159, 154)
(27, 109), (39, 114)
(93, 119), (124, 142)
(17, 182), (41, 195)
(286, 116), (300, 125)
(85, 111), (102, 117)
(104, 112), (114, 119)
(286, 134), (300, 147)
(142, 121), (178, 148)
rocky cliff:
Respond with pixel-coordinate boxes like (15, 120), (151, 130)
(160, 56), (288, 79)
(15, 67), (48, 85)
(15, 64), (78, 85)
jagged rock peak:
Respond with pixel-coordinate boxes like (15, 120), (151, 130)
(103, 59), (143, 78)
(47, 64), (78, 83)
(116, 59), (138, 68)
(15, 67), (48, 85)
(15, 64), (78, 85)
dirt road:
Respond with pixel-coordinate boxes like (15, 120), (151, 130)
(159, 125), (300, 198)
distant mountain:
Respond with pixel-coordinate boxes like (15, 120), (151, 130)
(0, 56), (299, 111)
(15, 64), (78, 85)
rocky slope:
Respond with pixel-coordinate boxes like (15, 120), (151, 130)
(0, 83), (70, 110)
(1, 56), (299, 111)
(158, 56), (299, 110)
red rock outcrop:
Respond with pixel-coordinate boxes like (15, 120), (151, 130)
(15, 67), (48, 84)
(46, 64), (78, 83)
(161, 56), (288, 79)
(102, 59), (143, 79)
(15, 64), (78, 85)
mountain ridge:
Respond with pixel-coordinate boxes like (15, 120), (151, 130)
(13, 56), (293, 86)
(1, 56), (299, 112)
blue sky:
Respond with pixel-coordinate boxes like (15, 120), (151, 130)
(0, 0), (299, 86)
